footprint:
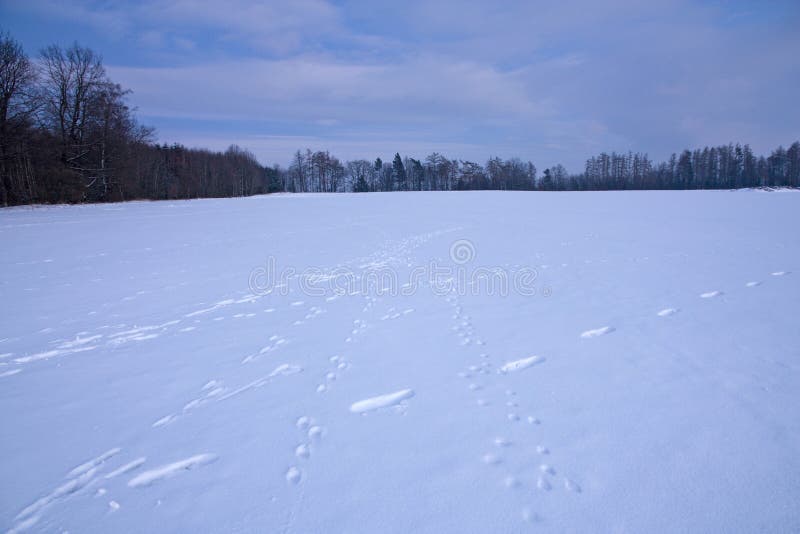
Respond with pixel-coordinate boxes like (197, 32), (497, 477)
(745, 281), (761, 287)
(482, 453), (502, 465)
(657, 308), (679, 317)
(494, 437), (512, 447)
(521, 507), (541, 523)
(564, 477), (582, 493)
(537, 476), (552, 491)
(580, 326), (615, 338)
(308, 426), (324, 440)
(700, 291), (722, 299)
(539, 464), (555, 475)
(295, 444), (310, 459)
(771, 271), (790, 276)
(536, 445), (549, 455)
(285, 466), (302, 485)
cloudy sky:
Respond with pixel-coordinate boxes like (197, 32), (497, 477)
(2, 0), (798, 169)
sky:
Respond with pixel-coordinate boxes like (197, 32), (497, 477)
(2, 0), (799, 170)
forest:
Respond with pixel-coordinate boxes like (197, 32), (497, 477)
(2, 31), (798, 206)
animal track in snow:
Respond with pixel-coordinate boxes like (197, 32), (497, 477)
(539, 464), (556, 475)
(745, 281), (761, 287)
(521, 507), (541, 523)
(657, 308), (679, 317)
(482, 453), (501, 465)
(349, 389), (415, 413)
(580, 326), (615, 338)
(771, 271), (790, 276)
(564, 477), (582, 493)
(128, 454), (217, 487)
(295, 444), (310, 459)
(285, 466), (302, 485)
(700, 291), (722, 298)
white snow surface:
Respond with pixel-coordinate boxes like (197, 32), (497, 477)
(1, 191), (799, 532)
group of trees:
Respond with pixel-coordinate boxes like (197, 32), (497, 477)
(1, 30), (798, 206)
(283, 143), (800, 194)
(0, 32), (275, 206)
(285, 150), (539, 193)
(577, 144), (800, 191)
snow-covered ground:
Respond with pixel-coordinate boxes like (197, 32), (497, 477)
(1, 191), (798, 533)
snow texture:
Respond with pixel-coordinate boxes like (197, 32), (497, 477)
(1, 191), (799, 533)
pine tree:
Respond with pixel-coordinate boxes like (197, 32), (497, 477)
(392, 152), (407, 191)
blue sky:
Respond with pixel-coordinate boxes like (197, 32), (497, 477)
(2, 0), (798, 169)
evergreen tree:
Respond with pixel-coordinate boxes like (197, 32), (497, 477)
(392, 152), (407, 191)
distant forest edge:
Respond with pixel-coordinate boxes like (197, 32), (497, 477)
(2, 32), (799, 206)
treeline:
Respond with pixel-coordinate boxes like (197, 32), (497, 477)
(282, 150), (539, 192)
(1, 31), (798, 206)
(0, 32), (276, 206)
(282, 143), (800, 193)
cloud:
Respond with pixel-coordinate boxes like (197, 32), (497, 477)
(108, 55), (549, 124)
(6, 0), (799, 169)
(9, 0), (344, 56)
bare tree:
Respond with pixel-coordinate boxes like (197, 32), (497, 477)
(39, 43), (107, 194)
(0, 32), (38, 205)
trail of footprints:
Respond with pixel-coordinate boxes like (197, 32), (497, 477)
(446, 292), (579, 526)
(5, 230), (454, 530)
(8, 447), (219, 533)
(5, 247), (793, 530)
(440, 266), (793, 523)
(579, 270), (791, 338)
(286, 415), (326, 485)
